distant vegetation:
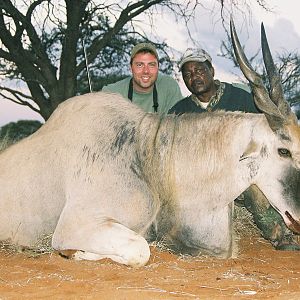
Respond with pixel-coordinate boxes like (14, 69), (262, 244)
(0, 120), (43, 146)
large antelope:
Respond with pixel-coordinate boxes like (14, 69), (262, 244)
(0, 20), (299, 267)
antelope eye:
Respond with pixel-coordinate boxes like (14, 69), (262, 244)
(278, 148), (291, 158)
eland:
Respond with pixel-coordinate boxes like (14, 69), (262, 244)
(0, 20), (299, 267)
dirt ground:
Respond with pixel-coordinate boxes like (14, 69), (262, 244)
(0, 208), (299, 300)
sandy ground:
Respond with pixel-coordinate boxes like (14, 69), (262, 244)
(0, 208), (299, 300)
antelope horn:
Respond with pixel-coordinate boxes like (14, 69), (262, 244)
(261, 23), (296, 121)
(230, 18), (286, 129)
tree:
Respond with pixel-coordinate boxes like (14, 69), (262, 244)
(0, 119), (42, 143)
(277, 51), (300, 105)
(0, 0), (271, 121)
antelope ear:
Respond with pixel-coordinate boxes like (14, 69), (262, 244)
(239, 140), (260, 161)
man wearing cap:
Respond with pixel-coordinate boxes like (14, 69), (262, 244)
(168, 48), (300, 251)
(102, 42), (182, 114)
(169, 48), (258, 114)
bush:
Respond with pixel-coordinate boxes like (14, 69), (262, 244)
(0, 120), (43, 144)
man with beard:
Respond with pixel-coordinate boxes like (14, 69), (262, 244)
(168, 48), (300, 251)
(102, 42), (182, 114)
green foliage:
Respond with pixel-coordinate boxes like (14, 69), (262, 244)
(0, 120), (43, 144)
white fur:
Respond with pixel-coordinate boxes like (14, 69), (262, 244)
(0, 91), (299, 267)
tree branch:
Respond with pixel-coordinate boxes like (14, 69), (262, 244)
(76, 0), (164, 74)
(0, 85), (41, 113)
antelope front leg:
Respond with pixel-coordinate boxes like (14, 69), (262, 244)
(52, 212), (150, 267)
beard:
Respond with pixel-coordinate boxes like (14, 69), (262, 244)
(191, 80), (208, 94)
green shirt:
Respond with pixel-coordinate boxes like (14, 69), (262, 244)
(102, 74), (183, 114)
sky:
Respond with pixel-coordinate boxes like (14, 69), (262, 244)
(1, 0), (300, 126)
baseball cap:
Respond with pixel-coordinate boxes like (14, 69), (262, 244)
(178, 48), (212, 70)
(131, 42), (158, 60)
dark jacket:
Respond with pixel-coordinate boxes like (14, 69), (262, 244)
(168, 82), (259, 115)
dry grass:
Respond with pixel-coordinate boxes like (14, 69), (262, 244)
(0, 233), (53, 257)
(0, 203), (260, 258)
(233, 204), (261, 237)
